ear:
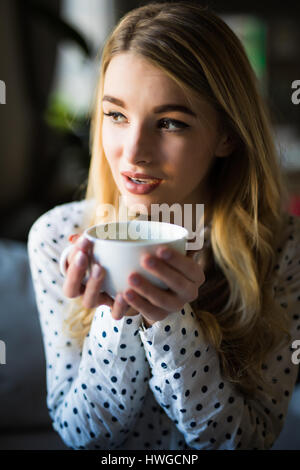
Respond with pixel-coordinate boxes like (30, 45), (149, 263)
(215, 133), (236, 158)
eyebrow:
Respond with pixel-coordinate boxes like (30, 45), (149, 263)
(102, 95), (197, 117)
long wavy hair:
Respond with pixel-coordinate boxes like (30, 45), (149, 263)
(64, 1), (291, 396)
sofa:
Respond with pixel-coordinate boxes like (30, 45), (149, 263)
(0, 238), (68, 450)
(0, 238), (299, 450)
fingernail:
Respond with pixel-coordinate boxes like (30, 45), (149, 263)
(91, 264), (102, 279)
(75, 251), (86, 267)
(146, 257), (156, 267)
(68, 234), (78, 243)
(158, 249), (171, 260)
(125, 291), (134, 300)
(130, 275), (140, 286)
(78, 236), (90, 250)
(116, 293), (125, 305)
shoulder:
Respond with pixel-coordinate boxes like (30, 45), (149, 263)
(272, 213), (300, 311)
(28, 199), (96, 243)
(273, 213), (300, 277)
(27, 199), (96, 261)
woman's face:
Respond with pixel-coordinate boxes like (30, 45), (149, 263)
(102, 52), (232, 215)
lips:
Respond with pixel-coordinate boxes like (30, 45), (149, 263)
(121, 174), (163, 195)
(121, 171), (162, 182)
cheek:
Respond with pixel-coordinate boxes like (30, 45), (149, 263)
(169, 139), (215, 181)
(102, 123), (122, 163)
(163, 138), (196, 167)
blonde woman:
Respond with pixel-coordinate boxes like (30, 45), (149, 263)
(27, 1), (300, 450)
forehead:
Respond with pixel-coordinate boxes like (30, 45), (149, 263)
(103, 52), (189, 103)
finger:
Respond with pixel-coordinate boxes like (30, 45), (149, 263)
(82, 263), (114, 308)
(139, 256), (199, 302)
(66, 234), (82, 268)
(123, 289), (168, 323)
(124, 306), (140, 317)
(63, 250), (89, 298)
(154, 246), (205, 284)
(96, 291), (115, 308)
(81, 263), (107, 309)
(128, 272), (186, 311)
(67, 235), (93, 267)
(111, 293), (130, 321)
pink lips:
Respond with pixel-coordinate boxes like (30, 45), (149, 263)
(121, 175), (163, 194)
(121, 171), (162, 180)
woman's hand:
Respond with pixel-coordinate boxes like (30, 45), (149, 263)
(62, 234), (138, 320)
(122, 246), (205, 327)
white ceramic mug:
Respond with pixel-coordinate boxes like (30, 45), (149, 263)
(60, 220), (189, 299)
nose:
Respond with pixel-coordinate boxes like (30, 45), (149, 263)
(123, 122), (154, 165)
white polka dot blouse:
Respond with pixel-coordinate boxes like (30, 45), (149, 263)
(27, 199), (300, 450)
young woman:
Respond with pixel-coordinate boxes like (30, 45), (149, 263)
(27, 1), (300, 450)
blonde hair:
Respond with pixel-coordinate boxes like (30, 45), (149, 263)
(64, 1), (291, 396)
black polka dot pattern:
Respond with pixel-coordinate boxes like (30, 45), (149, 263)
(27, 202), (300, 450)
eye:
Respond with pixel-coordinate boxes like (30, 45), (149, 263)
(103, 111), (126, 123)
(103, 112), (189, 132)
(158, 118), (189, 132)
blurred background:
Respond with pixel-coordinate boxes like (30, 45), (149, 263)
(0, 0), (299, 450)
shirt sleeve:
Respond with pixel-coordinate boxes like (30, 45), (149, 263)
(27, 203), (151, 450)
(138, 217), (300, 450)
